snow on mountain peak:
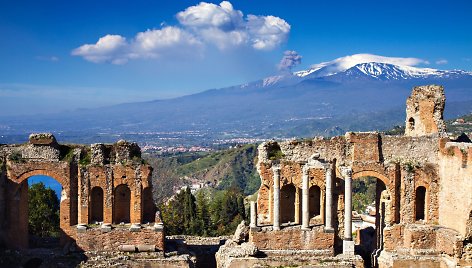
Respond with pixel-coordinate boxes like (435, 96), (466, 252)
(294, 53), (429, 78)
(350, 62), (443, 80)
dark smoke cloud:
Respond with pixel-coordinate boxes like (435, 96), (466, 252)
(277, 50), (302, 72)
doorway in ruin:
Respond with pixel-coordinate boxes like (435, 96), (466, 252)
(90, 186), (104, 223)
(309, 185), (321, 217)
(142, 187), (156, 223)
(113, 184), (131, 224)
(352, 176), (388, 267)
(280, 184), (296, 224)
(415, 186), (426, 221)
(27, 175), (62, 249)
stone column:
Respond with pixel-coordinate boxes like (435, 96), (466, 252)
(295, 187), (300, 224)
(342, 167), (354, 255)
(250, 201), (257, 228)
(324, 164), (334, 232)
(272, 165), (281, 230)
(301, 164), (310, 230)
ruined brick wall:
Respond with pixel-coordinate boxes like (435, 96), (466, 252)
(250, 226), (334, 252)
(383, 223), (463, 258)
(76, 227), (164, 251)
(438, 141), (472, 237)
(381, 135), (440, 165)
(0, 134), (157, 251)
(404, 85), (446, 137)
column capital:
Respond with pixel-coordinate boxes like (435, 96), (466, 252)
(340, 166), (352, 178)
(272, 165), (281, 173)
(302, 164), (310, 175)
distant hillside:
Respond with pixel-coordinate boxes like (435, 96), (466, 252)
(2, 54), (471, 145)
(144, 144), (260, 203)
(146, 111), (472, 204)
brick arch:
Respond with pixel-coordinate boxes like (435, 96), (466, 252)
(6, 167), (73, 249)
(352, 170), (391, 190)
(15, 169), (67, 186)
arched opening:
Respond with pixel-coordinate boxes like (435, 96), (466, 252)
(280, 184), (296, 224)
(408, 117), (415, 131)
(352, 176), (388, 267)
(309, 185), (321, 217)
(142, 187), (156, 223)
(113, 184), (131, 224)
(415, 186), (426, 221)
(27, 175), (61, 248)
(90, 187), (104, 223)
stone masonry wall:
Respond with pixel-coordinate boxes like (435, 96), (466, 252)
(0, 134), (157, 251)
(438, 140), (472, 237)
(76, 227), (164, 252)
(250, 226), (334, 252)
(404, 85), (446, 137)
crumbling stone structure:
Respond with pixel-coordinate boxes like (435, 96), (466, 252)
(221, 85), (472, 268)
(0, 135), (164, 252)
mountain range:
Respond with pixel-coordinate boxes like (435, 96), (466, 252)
(1, 54), (472, 144)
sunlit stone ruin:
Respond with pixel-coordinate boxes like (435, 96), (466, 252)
(0, 136), (163, 253)
(0, 84), (471, 268)
(219, 85), (472, 268)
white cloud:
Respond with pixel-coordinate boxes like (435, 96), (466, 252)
(72, 35), (128, 64)
(247, 15), (290, 50)
(436, 59), (448, 65)
(177, 1), (244, 30)
(131, 27), (203, 59)
(73, 1), (290, 63)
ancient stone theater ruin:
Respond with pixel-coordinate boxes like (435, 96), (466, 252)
(220, 85), (472, 267)
(0, 136), (164, 252)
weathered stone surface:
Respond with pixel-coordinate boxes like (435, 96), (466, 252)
(28, 133), (58, 146)
(250, 225), (335, 251)
(251, 85), (472, 267)
(215, 241), (258, 268)
(115, 140), (141, 164)
(405, 85), (446, 137)
(76, 227), (164, 252)
(232, 221), (249, 244)
(90, 143), (106, 165)
(0, 136), (159, 252)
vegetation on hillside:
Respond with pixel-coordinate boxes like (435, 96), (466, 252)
(159, 187), (246, 236)
(145, 144), (260, 204)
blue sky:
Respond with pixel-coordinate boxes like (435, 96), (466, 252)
(0, 0), (471, 116)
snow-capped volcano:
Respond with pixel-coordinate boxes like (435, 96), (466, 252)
(337, 62), (472, 80)
(294, 53), (431, 78)
(292, 53), (472, 81)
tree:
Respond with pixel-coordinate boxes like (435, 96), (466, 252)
(28, 182), (60, 237)
(195, 190), (210, 236)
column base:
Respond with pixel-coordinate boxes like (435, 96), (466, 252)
(77, 224), (87, 233)
(301, 227), (311, 231)
(324, 227), (334, 233)
(130, 223), (141, 232)
(273, 226), (280, 231)
(101, 223), (112, 232)
(343, 240), (355, 255)
(250, 226), (261, 232)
